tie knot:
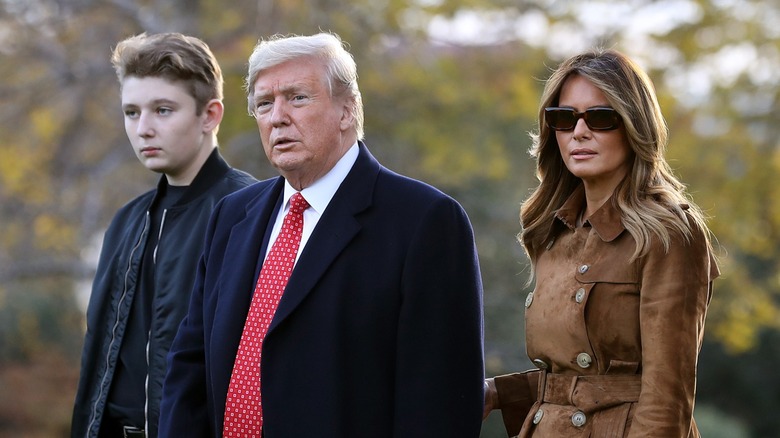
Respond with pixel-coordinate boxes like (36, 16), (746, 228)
(289, 192), (310, 215)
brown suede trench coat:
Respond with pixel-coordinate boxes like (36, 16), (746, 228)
(495, 185), (719, 438)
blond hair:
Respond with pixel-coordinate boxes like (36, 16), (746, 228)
(244, 32), (364, 140)
(521, 49), (711, 265)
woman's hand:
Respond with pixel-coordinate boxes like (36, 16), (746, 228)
(483, 377), (498, 420)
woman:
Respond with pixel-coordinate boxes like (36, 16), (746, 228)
(483, 49), (719, 437)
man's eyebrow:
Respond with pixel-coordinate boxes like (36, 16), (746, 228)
(256, 82), (310, 98)
(278, 83), (305, 94)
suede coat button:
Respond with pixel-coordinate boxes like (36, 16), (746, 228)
(532, 359), (549, 370)
(572, 411), (587, 427)
(533, 408), (544, 424)
(576, 352), (592, 368)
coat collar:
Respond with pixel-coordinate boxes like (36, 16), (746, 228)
(551, 184), (626, 242)
(224, 141), (381, 339)
(154, 147), (230, 206)
(268, 141), (380, 333)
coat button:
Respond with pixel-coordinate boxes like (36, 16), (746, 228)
(571, 411), (587, 427)
(575, 288), (586, 303)
(578, 264), (589, 274)
(532, 359), (549, 370)
(525, 292), (534, 308)
(576, 352), (592, 368)
(533, 408), (544, 424)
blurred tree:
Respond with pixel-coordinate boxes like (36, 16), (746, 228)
(655, 0), (780, 355)
(0, 0), (778, 436)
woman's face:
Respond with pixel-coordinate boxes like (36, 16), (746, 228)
(555, 74), (632, 194)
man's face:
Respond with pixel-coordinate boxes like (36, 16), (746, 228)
(251, 58), (353, 190)
(121, 76), (212, 185)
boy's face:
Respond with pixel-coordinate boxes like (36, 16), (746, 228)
(121, 76), (212, 185)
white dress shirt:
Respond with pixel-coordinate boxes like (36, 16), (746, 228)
(264, 142), (359, 263)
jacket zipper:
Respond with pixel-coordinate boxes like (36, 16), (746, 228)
(85, 211), (150, 437)
(145, 208), (167, 434)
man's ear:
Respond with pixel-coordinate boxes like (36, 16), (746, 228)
(202, 99), (224, 133)
(339, 99), (355, 132)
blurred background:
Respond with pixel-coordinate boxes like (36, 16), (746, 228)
(0, 0), (778, 436)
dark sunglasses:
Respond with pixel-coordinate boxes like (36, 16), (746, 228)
(544, 107), (622, 131)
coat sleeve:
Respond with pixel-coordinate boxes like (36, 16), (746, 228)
(158, 203), (223, 438)
(392, 195), (485, 437)
(629, 221), (717, 437)
(494, 370), (542, 437)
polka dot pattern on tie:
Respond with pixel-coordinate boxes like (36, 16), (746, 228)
(223, 192), (310, 436)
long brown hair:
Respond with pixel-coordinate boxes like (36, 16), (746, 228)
(520, 49), (711, 266)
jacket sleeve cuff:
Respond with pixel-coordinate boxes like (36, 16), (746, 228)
(494, 370), (542, 437)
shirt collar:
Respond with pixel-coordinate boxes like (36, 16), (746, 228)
(282, 142), (359, 214)
(552, 183), (626, 242)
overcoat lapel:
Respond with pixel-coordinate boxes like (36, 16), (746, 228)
(268, 144), (380, 333)
(212, 177), (284, 378)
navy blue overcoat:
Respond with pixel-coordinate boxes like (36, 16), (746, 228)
(159, 143), (484, 437)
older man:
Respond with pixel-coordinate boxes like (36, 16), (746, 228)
(159, 32), (484, 438)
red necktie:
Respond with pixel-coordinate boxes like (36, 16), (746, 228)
(223, 192), (310, 437)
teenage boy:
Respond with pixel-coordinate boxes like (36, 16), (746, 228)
(71, 32), (256, 438)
